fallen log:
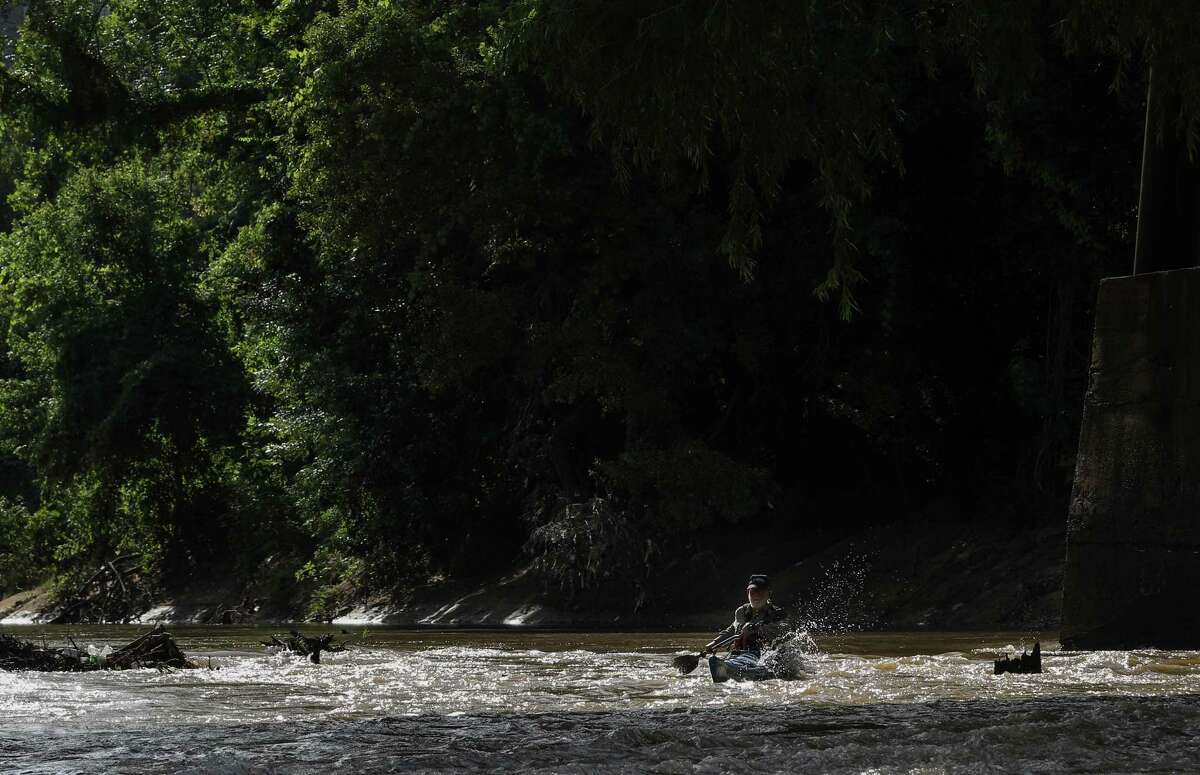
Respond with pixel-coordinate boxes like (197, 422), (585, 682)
(0, 624), (195, 672)
(107, 624), (195, 669)
(262, 630), (348, 664)
(994, 641), (1042, 675)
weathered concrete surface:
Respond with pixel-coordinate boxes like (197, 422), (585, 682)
(1062, 269), (1200, 649)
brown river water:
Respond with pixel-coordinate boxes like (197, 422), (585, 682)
(2, 626), (1199, 773)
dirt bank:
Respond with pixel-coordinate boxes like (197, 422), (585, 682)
(0, 519), (1064, 631)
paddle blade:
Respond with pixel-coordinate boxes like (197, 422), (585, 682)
(673, 653), (701, 675)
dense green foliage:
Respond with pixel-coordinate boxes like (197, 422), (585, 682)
(0, 1), (1193, 610)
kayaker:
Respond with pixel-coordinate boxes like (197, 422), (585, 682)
(704, 573), (788, 673)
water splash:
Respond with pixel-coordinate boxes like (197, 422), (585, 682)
(4, 627), (1200, 772)
(760, 631), (816, 678)
(791, 549), (878, 632)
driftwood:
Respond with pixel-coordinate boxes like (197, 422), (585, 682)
(994, 641), (1042, 675)
(0, 633), (85, 671)
(262, 630), (348, 664)
(0, 625), (195, 672)
(51, 555), (152, 624)
(106, 625), (195, 669)
(207, 593), (262, 625)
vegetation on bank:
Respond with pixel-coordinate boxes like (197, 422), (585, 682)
(0, 1), (1197, 615)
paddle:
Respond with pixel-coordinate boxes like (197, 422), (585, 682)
(673, 631), (742, 675)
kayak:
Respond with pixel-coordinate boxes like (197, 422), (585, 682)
(708, 654), (780, 683)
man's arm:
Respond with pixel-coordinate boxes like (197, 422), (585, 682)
(705, 606), (749, 652)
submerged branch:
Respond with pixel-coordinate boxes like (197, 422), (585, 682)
(0, 625), (195, 672)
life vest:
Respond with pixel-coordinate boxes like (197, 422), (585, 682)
(733, 603), (785, 651)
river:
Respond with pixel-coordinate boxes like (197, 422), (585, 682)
(2, 626), (1198, 772)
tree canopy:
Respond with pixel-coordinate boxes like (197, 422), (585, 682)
(0, 0), (1191, 611)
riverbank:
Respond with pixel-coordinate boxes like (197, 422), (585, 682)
(0, 518), (1064, 630)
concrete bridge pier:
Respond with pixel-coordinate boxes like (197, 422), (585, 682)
(1060, 61), (1200, 650)
(1060, 268), (1200, 648)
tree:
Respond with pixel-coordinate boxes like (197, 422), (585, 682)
(0, 158), (247, 571)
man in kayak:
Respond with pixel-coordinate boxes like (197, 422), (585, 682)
(704, 573), (789, 680)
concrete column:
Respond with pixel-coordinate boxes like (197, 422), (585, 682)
(1060, 269), (1200, 648)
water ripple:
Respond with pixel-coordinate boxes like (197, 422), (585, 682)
(2, 627), (1198, 772)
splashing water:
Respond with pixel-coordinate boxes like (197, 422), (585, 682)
(3, 625), (1200, 773)
(759, 627), (820, 678)
(792, 549), (878, 632)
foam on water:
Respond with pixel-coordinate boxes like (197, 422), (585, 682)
(1, 626), (1198, 772)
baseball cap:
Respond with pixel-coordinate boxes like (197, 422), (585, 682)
(746, 574), (770, 590)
